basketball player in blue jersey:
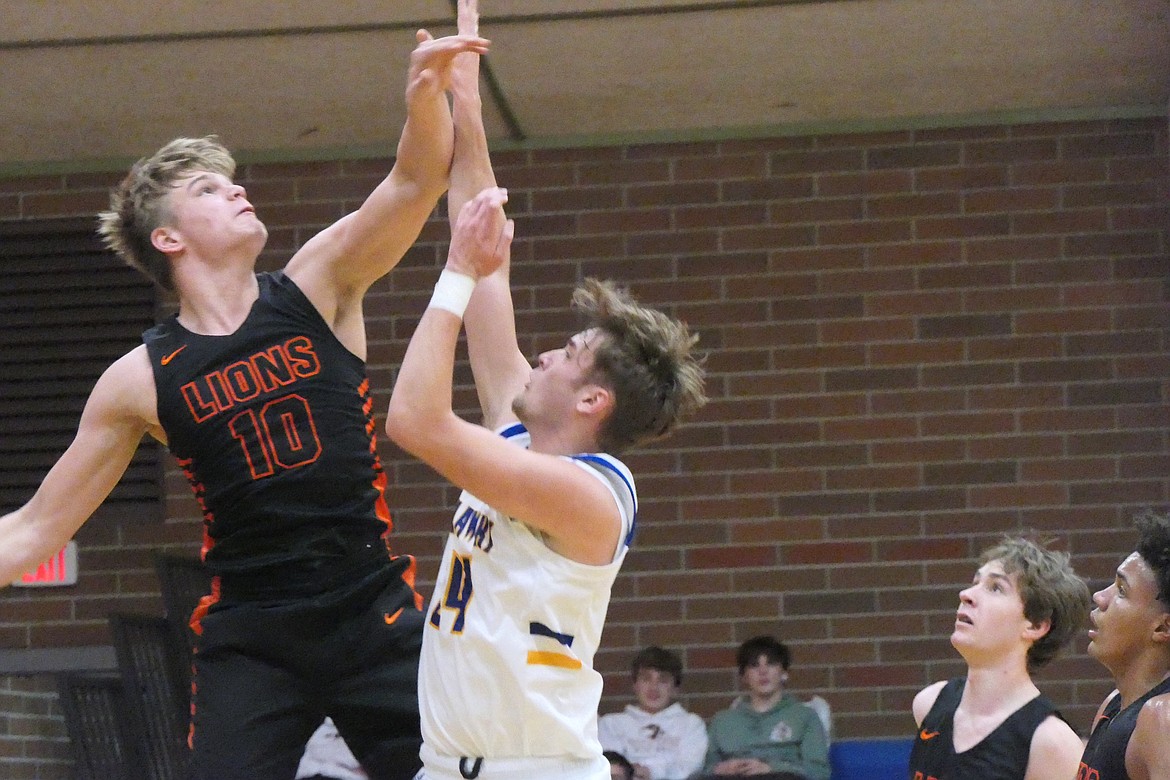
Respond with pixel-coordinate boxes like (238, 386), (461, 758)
(908, 537), (1089, 780)
(1078, 510), (1170, 780)
(385, 5), (706, 777)
(0, 29), (489, 780)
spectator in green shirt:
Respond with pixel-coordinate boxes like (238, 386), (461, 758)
(701, 636), (829, 780)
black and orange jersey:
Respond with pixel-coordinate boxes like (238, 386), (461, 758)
(144, 272), (397, 600)
(1078, 677), (1170, 780)
(908, 677), (1061, 780)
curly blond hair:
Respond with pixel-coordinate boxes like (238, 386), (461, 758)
(97, 136), (236, 291)
(572, 279), (707, 453)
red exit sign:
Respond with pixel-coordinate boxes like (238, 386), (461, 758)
(12, 542), (78, 587)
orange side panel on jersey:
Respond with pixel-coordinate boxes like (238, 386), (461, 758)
(400, 554), (424, 610)
(186, 576), (220, 749)
(359, 378), (394, 533)
(188, 577), (220, 638)
(176, 456), (217, 561)
(358, 379), (421, 607)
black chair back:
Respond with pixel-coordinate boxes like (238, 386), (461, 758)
(108, 612), (191, 780)
(56, 672), (140, 780)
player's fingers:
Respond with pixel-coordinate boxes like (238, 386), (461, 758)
(436, 34), (490, 55)
(469, 186), (507, 211)
(497, 219), (516, 255)
(488, 187), (508, 209)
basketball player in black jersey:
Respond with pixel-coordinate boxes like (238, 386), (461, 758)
(1078, 510), (1170, 780)
(909, 537), (1090, 780)
(0, 27), (489, 780)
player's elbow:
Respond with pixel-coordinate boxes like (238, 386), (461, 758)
(394, 130), (453, 201)
(385, 397), (460, 467)
(385, 394), (440, 455)
(384, 397), (417, 453)
(0, 507), (58, 588)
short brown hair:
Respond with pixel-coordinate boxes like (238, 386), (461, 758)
(736, 635), (791, 675)
(97, 136), (236, 291)
(572, 279), (706, 454)
(981, 537), (1090, 671)
(631, 646), (683, 685)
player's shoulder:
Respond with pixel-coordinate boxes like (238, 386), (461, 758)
(103, 345), (155, 392)
(1025, 714), (1084, 780)
(89, 345), (160, 428)
(572, 451), (635, 501)
(1136, 690), (1170, 727)
(1031, 712), (1081, 749)
(912, 680), (949, 724)
(1130, 691), (1170, 776)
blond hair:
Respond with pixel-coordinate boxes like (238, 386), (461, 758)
(97, 136), (236, 291)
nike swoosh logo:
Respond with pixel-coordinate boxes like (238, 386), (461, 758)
(160, 346), (187, 365)
(919, 729), (940, 741)
(383, 607), (404, 625)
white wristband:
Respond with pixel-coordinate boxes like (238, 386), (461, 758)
(428, 269), (476, 319)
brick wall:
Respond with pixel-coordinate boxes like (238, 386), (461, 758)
(1, 115), (1167, 772)
(0, 677), (71, 779)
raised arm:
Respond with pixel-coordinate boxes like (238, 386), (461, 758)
(0, 348), (156, 585)
(449, 0), (496, 216)
(286, 30), (490, 337)
(450, 0), (530, 429)
(386, 190), (625, 565)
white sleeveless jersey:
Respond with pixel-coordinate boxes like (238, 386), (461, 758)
(419, 424), (636, 760)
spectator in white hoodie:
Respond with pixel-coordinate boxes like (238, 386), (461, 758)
(599, 646), (708, 780)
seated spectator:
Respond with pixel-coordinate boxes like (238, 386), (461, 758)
(295, 718), (368, 780)
(606, 749), (636, 780)
(599, 646), (708, 779)
(701, 636), (829, 780)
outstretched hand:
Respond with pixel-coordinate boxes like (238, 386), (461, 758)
(407, 29), (489, 101)
(446, 187), (513, 281)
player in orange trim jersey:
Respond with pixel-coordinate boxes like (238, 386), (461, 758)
(1079, 510), (1170, 780)
(909, 537), (1090, 780)
(0, 24), (488, 780)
